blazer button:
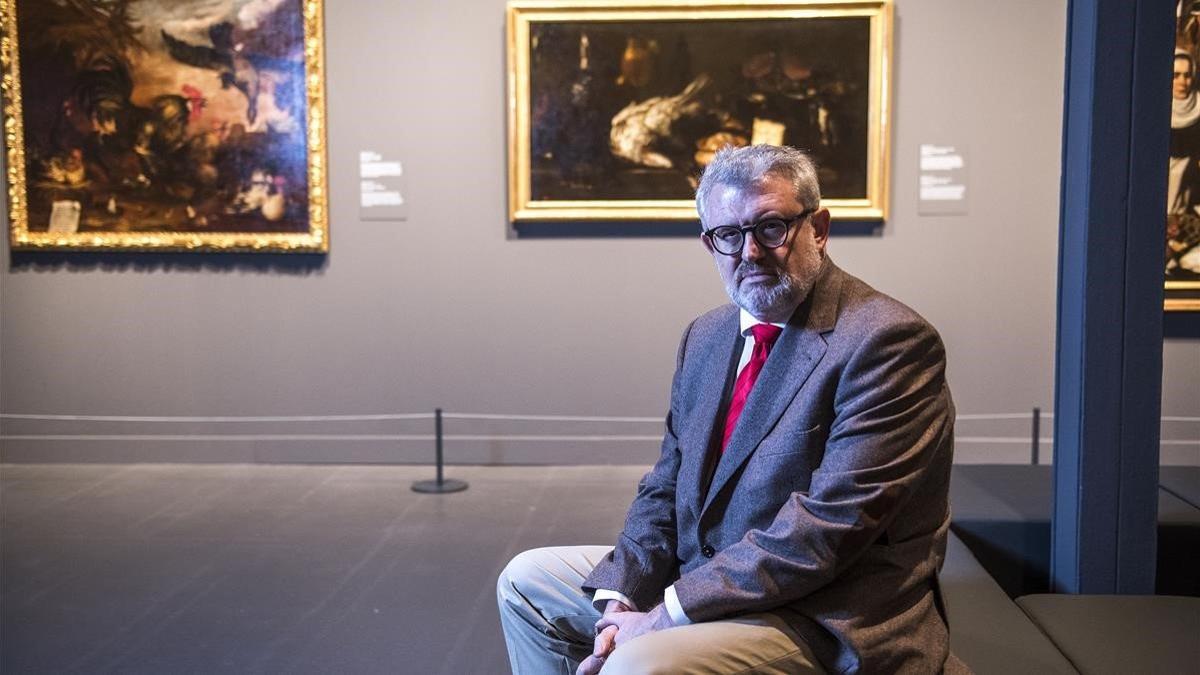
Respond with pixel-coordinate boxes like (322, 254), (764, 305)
(701, 545), (715, 558)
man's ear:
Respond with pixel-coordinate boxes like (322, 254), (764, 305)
(810, 208), (831, 249)
(700, 232), (715, 254)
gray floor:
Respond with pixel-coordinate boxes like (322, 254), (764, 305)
(1, 464), (647, 674)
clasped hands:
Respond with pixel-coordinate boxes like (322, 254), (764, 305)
(575, 599), (674, 675)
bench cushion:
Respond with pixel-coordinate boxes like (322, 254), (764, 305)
(1016, 595), (1200, 674)
(941, 533), (1076, 674)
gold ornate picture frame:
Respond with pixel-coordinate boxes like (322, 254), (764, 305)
(2, 0), (328, 253)
(506, 0), (893, 223)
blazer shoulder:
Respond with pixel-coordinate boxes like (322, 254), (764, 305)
(688, 304), (739, 340)
(834, 272), (943, 344)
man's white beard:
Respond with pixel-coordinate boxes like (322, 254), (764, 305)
(729, 274), (795, 318)
(725, 254), (822, 321)
(726, 268), (807, 321)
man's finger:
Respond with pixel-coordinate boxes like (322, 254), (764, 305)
(595, 610), (637, 633)
(576, 654), (605, 675)
(592, 624), (617, 657)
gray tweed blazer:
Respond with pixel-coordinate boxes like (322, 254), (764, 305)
(583, 258), (955, 674)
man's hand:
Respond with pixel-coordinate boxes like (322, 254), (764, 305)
(575, 625), (617, 675)
(575, 600), (632, 675)
(594, 604), (675, 648)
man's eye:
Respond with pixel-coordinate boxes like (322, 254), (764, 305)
(759, 221), (786, 237)
(714, 228), (740, 242)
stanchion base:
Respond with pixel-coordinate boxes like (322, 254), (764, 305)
(412, 478), (469, 494)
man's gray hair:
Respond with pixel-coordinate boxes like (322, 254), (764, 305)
(695, 145), (821, 224)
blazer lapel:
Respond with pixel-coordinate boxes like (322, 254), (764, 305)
(678, 309), (740, 518)
(701, 260), (844, 516)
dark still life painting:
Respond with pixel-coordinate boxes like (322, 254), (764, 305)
(2, 0), (328, 252)
(507, 1), (893, 222)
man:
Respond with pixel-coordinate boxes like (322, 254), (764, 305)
(497, 145), (955, 674)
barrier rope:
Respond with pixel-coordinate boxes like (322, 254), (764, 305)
(0, 413), (435, 422)
(6, 411), (1194, 423)
(0, 412), (1194, 448)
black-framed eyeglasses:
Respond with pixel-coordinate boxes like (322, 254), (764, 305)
(703, 209), (815, 256)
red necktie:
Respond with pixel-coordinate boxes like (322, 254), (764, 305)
(721, 323), (783, 452)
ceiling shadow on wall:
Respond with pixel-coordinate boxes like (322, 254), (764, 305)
(7, 251), (328, 275)
(510, 219), (883, 239)
(1163, 312), (1200, 339)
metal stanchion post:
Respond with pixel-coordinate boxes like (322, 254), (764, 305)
(1030, 407), (1041, 465)
(412, 408), (468, 493)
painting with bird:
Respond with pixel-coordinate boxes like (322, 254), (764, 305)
(3, 0), (328, 252)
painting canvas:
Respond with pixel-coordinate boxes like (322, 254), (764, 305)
(506, 0), (892, 222)
(2, 0), (327, 253)
(1168, 0), (1200, 308)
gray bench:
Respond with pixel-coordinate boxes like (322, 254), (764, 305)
(943, 465), (1199, 673)
(942, 531), (1200, 674)
(942, 531), (1076, 674)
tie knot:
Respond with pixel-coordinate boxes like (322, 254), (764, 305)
(750, 323), (782, 345)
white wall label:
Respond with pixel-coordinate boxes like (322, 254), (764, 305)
(918, 144), (968, 215)
(359, 151), (407, 220)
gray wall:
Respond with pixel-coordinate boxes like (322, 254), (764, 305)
(1, 0), (1196, 465)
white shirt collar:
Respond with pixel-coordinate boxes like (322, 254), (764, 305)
(738, 308), (787, 337)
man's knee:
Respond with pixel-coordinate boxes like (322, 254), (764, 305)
(496, 547), (554, 605)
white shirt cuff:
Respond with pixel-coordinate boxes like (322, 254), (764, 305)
(592, 589), (637, 613)
(663, 585), (693, 625)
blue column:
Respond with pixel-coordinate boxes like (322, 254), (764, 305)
(1053, 0), (1172, 594)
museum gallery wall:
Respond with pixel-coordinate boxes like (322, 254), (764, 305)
(0, 0), (1196, 465)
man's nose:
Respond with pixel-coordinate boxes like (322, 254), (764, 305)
(740, 231), (765, 261)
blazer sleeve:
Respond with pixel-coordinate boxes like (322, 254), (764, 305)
(581, 320), (694, 610)
(671, 313), (954, 621)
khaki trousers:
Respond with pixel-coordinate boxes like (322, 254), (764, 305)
(496, 546), (825, 675)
